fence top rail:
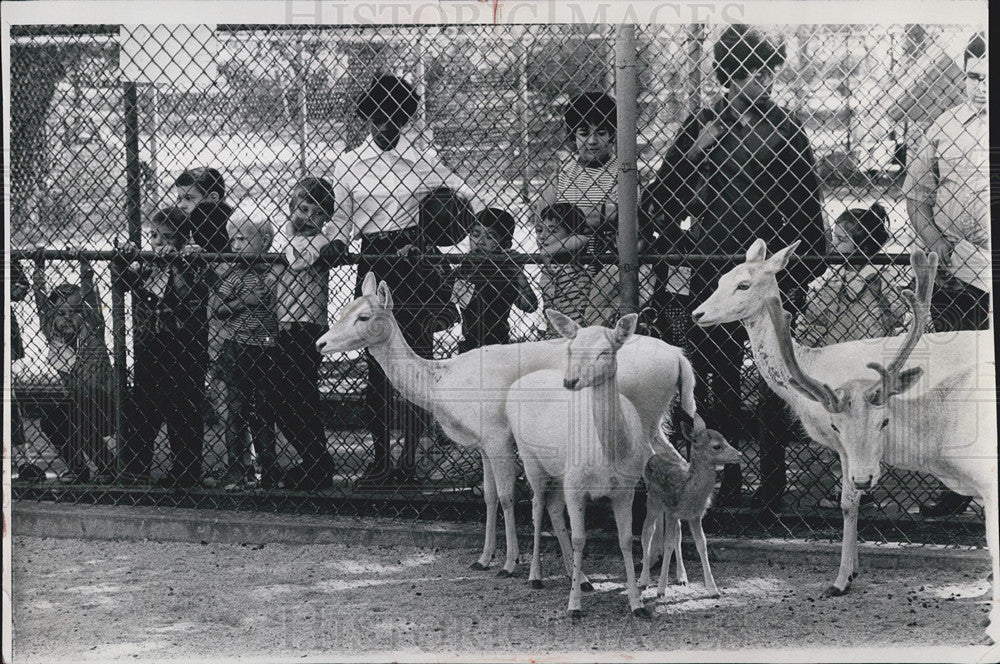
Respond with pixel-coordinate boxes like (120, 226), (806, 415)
(9, 248), (916, 267)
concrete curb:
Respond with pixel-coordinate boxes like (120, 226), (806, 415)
(12, 501), (989, 571)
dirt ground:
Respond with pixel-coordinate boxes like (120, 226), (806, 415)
(9, 534), (998, 663)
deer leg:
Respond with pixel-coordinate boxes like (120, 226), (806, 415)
(639, 497), (662, 587)
(527, 472), (546, 589)
(546, 487), (593, 592)
(658, 517), (683, 597)
(984, 486), (999, 643)
(472, 451), (497, 570)
(689, 518), (719, 598)
(494, 448), (520, 577)
(565, 489), (587, 619)
(612, 489), (648, 618)
(824, 460), (860, 597)
(673, 518), (688, 586)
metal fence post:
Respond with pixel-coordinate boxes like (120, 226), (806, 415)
(124, 81), (143, 246)
(615, 24), (639, 316)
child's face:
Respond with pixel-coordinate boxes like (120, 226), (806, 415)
(728, 67), (775, 104)
(145, 223), (185, 254)
(290, 194), (330, 237)
(174, 185), (218, 215)
(832, 221), (859, 254)
(535, 217), (569, 247)
(574, 123), (614, 164)
(468, 224), (503, 254)
(229, 226), (270, 255)
(51, 293), (85, 339)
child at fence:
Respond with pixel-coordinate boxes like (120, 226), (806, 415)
(116, 207), (210, 489)
(538, 93), (620, 326)
(11, 258), (47, 483)
(797, 203), (907, 348)
(796, 203), (907, 510)
(31, 252), (116, 484)
(174, 166), (232, 428)
(271, 178), (339, 491)
(214, 207), (281, 490)
(536, 203), (591, 336)
(451, 207), (538, 352)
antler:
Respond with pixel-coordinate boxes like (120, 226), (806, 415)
(865, 250), (937, 405)
(764, 296), (845, 413)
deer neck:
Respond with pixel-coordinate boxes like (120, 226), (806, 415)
(677, 455), (718, 514)
(743, 307), (805, 396)
(366, 320), (440, 411)
(591, 371), (631, 465)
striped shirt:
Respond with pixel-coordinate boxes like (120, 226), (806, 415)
(216, 265), (278, 346)
(540, 259), (590, 334)
(556, 156), (618, 221)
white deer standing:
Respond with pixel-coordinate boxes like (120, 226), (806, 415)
(691, 240), (991, 598)
(766, 251), (999, 642)
(505, 311), (653, 618)
(639, 428), (741, 598)
(316, 273), (698, 579)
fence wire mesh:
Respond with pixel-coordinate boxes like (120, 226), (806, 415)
(7, 23), (992, 546)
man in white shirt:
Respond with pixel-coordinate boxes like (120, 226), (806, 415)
(904, 33), (989, 518)
(303, 75), (483, 489)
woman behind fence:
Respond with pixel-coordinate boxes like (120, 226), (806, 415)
(640, 24), (827, 510)
(30, 252), (116, 484)
(537, 92), (622, 327)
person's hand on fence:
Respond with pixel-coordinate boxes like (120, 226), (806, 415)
(32, 245), (46, 271)
(687, 121), (722, 160)
(180, 243), (204, 257)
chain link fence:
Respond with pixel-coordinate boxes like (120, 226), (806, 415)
(8, 23), (991, 546)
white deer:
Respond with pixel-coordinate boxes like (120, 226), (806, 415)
(505, 311), (653, 618)
(691, 239), (991, 599)
(765, 251), (999, 642)
(639, 428), (741, 598)
(316, 273), (698, 580)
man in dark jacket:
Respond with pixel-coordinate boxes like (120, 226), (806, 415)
(641, 25), (827, 509)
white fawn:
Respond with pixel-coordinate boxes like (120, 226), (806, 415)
(506, 311), (656, 619)
(691, 240), (992, 601)
(640, 428), (741, 598)
(316, 273), (698, 579)
(766, 249), (998, 642)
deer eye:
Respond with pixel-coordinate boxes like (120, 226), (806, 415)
(712, 444), (722, 451)
(356, 314), (370, 322)
(880, 418), (889, 430)
(830, 422), (840, 433)
(736, 282), (751, 291)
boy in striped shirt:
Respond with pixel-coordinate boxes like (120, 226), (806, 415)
(214, 208), (280, 490)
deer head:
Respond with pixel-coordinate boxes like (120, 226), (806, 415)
(316, 272), (397, 355)
(766, 250), (936, 490)
(691, 239), (800, 326)
(547, 310), (638, 391)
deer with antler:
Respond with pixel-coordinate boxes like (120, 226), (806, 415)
(691, 240), (994, 607)
(766, 251), (998, 642)
(316, 273), (700, 582)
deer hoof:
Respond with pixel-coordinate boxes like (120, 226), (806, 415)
(708, 592), (721, 599)
(496, 569), (514, 579)
(469, 561), (488, 571)
(822, 584), (849, 598)
(632, 606), (652, 620)
(568, 609), (583, 622)
(580, 581), (595, 592)
(530, 579), (544, 590)
(655, 591), (664, 598)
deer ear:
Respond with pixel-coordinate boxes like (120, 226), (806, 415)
(892, 366), (923, 397)
(745, 238), (768, 263)
(361, 272), (378, 296)
(762, 241), (800, 274)
(613, 313), (639, 346)
(545, 309), (579, 340)
(375, 281), (394, 311)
